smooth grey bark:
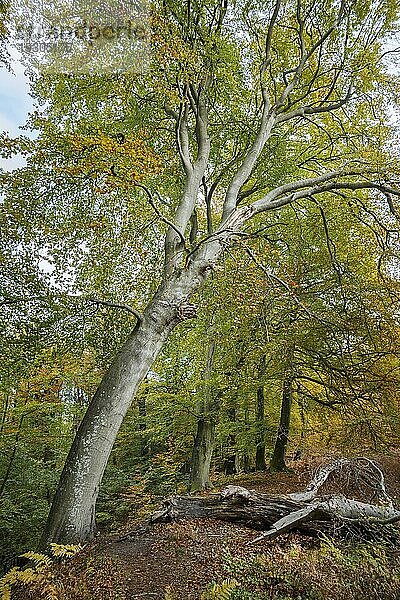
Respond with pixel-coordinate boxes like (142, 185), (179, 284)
(42, 209), (251, 545)
(190, 417), (216, 491)
(41, 268), (210, 544)
(190, 338), (217, 492)
(42, 312), (170, 545)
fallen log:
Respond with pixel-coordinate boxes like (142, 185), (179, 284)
(150, 458), (400, 543)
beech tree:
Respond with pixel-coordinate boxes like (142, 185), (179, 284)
(2, 0), (400, 544)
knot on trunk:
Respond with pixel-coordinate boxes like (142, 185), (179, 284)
(176, 302), (198, 322)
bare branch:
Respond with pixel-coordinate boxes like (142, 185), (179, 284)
(242, 243), (333, 325)
(265, 0), (281, 65)
(164, 102), (193, 176)
(276, 85), (353, 125)
(88, 297), (143, 322)
(252, 173), (400, 214)
(135, 183), (187, 249)
(275, 0), (348, 110)
(221, 102), (275, 221)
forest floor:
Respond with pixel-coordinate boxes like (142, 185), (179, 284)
(52, 453), (400, 600)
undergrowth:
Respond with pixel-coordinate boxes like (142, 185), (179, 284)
(0, 544), (126, 600)
(202, 537), (400, 600)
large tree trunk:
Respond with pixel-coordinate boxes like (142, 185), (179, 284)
(150, 484), (400, 540)
(42, 316), (168, 545)
(149, 459), (400, 543)
(41, 277), (200, 545)
(41, 208), (253, 545)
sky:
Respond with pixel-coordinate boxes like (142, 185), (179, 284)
(0, 48), (32, 170)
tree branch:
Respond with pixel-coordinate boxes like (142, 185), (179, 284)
(221, 101), (275, 221)
(134, 183), (188, 249)
(276, 84), (353, 124)
(88, 297), (143, 322)
(251, 176), (400, 214)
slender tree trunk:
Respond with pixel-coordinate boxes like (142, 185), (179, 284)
(255, 355), (267, 471)
(0, 413), (25, 497)
(255, 386), (267, 470)
(190, 338), (217, 491)
(223, 348), (246, 475)
(138, 385), (148, 458)
(0, 392), (9, 435)
(241, 408), (251, 473)
(270, 374), (293, 472)
(190, 417), (216, 491)
(223, 407), (237, 475)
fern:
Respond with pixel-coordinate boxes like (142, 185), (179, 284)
(50, 543), (82, 558)
(164, 585), (176, 599)
(0, 543), (82, 600)
(20, 551), (53, 568)
(201, 579), (238, 599)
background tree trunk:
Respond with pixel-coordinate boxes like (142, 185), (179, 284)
(255, 385), (267, 471)
(270, 375), (293, 471)
(270, 377), (292, 471)
(255, 355), (267, 471)
(223, 407), (237, 475)
(190, 338), (217, 491)
(190, 418), (216, 491)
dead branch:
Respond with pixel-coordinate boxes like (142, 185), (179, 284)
(150, 458), (400, 544)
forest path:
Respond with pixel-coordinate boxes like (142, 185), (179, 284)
(99, 469), (306, 599)
(95, 454), (400, 600)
